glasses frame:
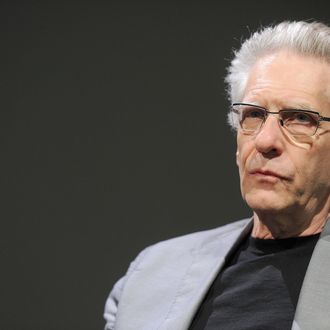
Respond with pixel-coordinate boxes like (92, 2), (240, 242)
(232, 102), (330, 136)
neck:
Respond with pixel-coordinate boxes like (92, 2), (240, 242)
(252, 214), (327, 239)
(252, 211), (330, 239)
(251, 192), (330, 239)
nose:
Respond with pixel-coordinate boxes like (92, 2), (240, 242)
(254, 115), (285, 156)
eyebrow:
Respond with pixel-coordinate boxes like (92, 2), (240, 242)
(291, 103), (315, 111)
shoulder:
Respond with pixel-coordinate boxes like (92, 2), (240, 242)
(137, 217), (252, 263)
(104, 218), (251, 329)
(152, 218), (251, 247)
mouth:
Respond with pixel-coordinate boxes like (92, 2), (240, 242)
(249, 169), (288, 180)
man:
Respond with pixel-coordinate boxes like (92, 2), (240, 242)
(104, 21), (330, 330)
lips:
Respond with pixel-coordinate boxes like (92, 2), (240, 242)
(249, 169), (289, 180)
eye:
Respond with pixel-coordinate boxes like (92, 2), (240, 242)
(282, 111), (317, 126)
(242, 107), (265, 120)
(232, 104), (266, 132)
(293, 112), (312, 122)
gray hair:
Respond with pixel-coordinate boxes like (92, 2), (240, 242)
(225, 20), (330, 130)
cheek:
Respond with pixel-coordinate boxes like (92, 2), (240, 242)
(236, 150), (240, 168)
(236, 146), (243, 178)
(236, 134), (244, 169)
(236, 138), (253, 175)
(290, 146), (330, 197)
(308, 154), (330, 186)
(236, 141), (255, 198)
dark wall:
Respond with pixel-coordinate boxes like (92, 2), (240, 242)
(2, 1), (329, 329)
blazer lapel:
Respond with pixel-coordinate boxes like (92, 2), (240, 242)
(159, 219), (253, 330)
(292, 219), (330, 330)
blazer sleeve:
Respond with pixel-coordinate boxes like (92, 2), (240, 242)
(103, 247), (151, 330)
(104, 276), (125, 330)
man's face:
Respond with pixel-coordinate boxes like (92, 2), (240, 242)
(236, 50), (330, 218)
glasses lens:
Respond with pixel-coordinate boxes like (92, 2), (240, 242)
(233, 104), (266, 132)
(280, 110), (318, 136)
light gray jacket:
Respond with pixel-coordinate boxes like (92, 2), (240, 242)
(104, 218), (330, 330)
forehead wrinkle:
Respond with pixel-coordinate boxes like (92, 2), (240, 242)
(243, 85), (317, 109)
(243, 56), (330, 120)
(244, 76), (330, 112)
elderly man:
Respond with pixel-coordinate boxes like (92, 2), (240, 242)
(104, 21), (330, 330)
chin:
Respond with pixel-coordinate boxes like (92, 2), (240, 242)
(244, 190), (288, 213)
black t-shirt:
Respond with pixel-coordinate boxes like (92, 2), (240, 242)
(189, 233), (320, 330)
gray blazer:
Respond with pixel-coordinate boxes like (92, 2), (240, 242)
(104, 218), (330, 330)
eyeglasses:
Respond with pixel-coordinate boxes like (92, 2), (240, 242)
(231, 103), (330, 136)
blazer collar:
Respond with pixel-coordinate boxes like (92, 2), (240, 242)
(159, 218), (253, 330)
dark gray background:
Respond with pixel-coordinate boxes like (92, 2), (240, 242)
(2, 1), (329, 329)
